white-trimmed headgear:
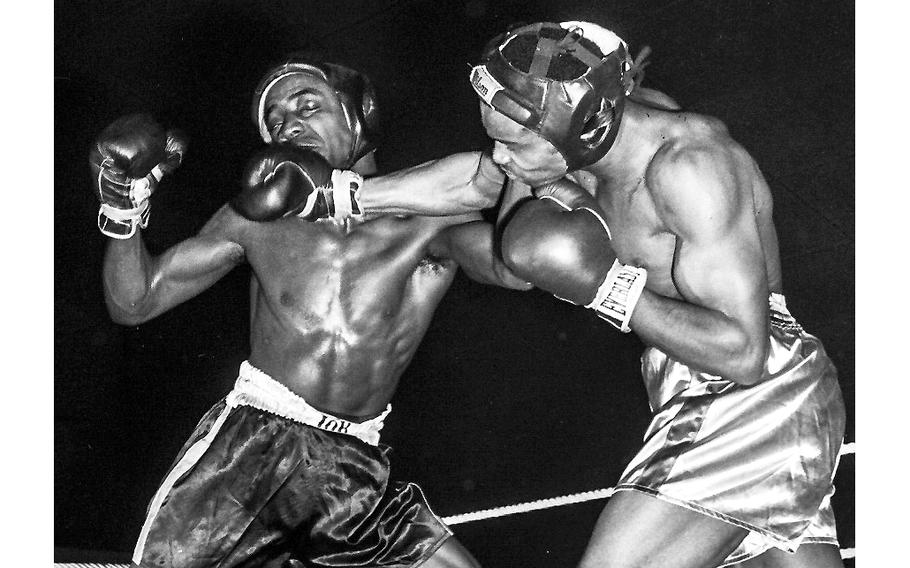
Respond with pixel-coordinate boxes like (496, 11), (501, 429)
(470, 21), (634, 169)
(252, 55), (380, 168)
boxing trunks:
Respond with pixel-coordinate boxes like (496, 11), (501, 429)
(615, 293), (846, 566)
(132, 361), (452, 568)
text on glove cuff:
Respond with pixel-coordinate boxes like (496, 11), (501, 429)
(586, 259), (647, 333)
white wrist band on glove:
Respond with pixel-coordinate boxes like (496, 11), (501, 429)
(98, 201), (150, 239)
(587, 259), (648, 333)
(330, 170), (364, 220)
(95, 163), (164, 239)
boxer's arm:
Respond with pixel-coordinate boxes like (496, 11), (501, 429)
(356, 151), (505, 215)
(429, 216), (532, 290)
(631, 143), (770, 385)
(496, 178), (534, 228)
(103, 205), (247, 325)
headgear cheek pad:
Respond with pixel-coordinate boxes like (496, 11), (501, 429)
(470, 21), (634, 170)
(252, 55), (381, 168)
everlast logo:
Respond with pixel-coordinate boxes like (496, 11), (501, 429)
(317, 413), (351, 435)
(600, 270), (637, 317)
(593, 267), (643, 330)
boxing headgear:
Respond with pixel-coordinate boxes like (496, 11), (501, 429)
(470, 21), (634, 170)
(252, 54), (381, 168)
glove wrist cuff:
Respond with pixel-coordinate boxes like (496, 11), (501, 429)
(97, 202), (150, 239)
(330, 169), (364, 220)
(586, 259), (647, 333)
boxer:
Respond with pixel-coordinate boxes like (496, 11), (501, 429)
(470, 21), (846, 568)
(93, 53), (530, 568)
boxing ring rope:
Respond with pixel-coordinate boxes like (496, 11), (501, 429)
(442, 442), (856, 561)
(444, 443), (856, 526)
(54, 443), (856, 567)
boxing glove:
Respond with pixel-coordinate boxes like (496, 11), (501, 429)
(503, 178), (647, 332)
(232, 145), (364, 222)
(89, 114), (187, 239)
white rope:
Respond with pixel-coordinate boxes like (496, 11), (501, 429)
(443, 442), (855, 525)
(443, 487), (616, 525)
(55, 565), (129, 568)
(54, 444), (857, 567)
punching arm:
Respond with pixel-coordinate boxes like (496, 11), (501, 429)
(430, 216), (533, 290)
(355, 151), (506, 215)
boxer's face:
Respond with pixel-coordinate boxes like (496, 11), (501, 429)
(480, 103), (568, 186)
(263, 73), (354, 168)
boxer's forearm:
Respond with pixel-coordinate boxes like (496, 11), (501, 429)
(102, 207), (245, 325)
(357, 152), (504, 215)
(102, 233), (159, 323)
(630, 290), (769, 385)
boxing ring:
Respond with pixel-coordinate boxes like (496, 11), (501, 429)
(53, 443), (855, 567)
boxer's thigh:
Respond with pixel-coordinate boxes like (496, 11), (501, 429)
(579, 489), (747, 568)
(420, 537), (482, 568)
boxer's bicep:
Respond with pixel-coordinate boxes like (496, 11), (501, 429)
(432, 219), (531, 289)
(652, 147), (768, 340)
(104, 204), (247, 324)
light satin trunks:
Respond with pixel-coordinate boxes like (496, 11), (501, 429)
(615, 293), (846, 565)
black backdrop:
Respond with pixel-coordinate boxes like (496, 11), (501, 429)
(55, 1), (854, 565)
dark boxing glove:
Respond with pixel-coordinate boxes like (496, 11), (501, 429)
(232, 145), (364, 222)
(503, 178), (648, 333)
(89, 113), (187, 239)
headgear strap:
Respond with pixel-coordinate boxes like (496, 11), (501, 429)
(470, 21), (633, 170)
(252, 56), (380, 168)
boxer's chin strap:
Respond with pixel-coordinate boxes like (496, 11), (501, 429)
(586, 259), (647, 333)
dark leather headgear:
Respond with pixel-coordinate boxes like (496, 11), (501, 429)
(252, 54), (381, 168)
(470, 22), (634, 169)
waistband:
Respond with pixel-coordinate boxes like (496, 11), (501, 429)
(226, 361), (391, 446)
(769, 292), (804, 334)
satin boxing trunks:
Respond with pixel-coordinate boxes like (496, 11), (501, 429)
(615, 293), (846, 566)
(132, 361), (452, 568)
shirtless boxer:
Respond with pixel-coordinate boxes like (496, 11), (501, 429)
(92, 54), (529, 568)
(465, 21), (846, 568)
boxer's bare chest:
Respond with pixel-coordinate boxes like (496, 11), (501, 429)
(246, 216), (452, 326)
(241, 215), (455, 415)
(572, 171), (683, 299)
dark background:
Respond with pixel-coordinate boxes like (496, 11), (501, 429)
(54, 0), (854, 565)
